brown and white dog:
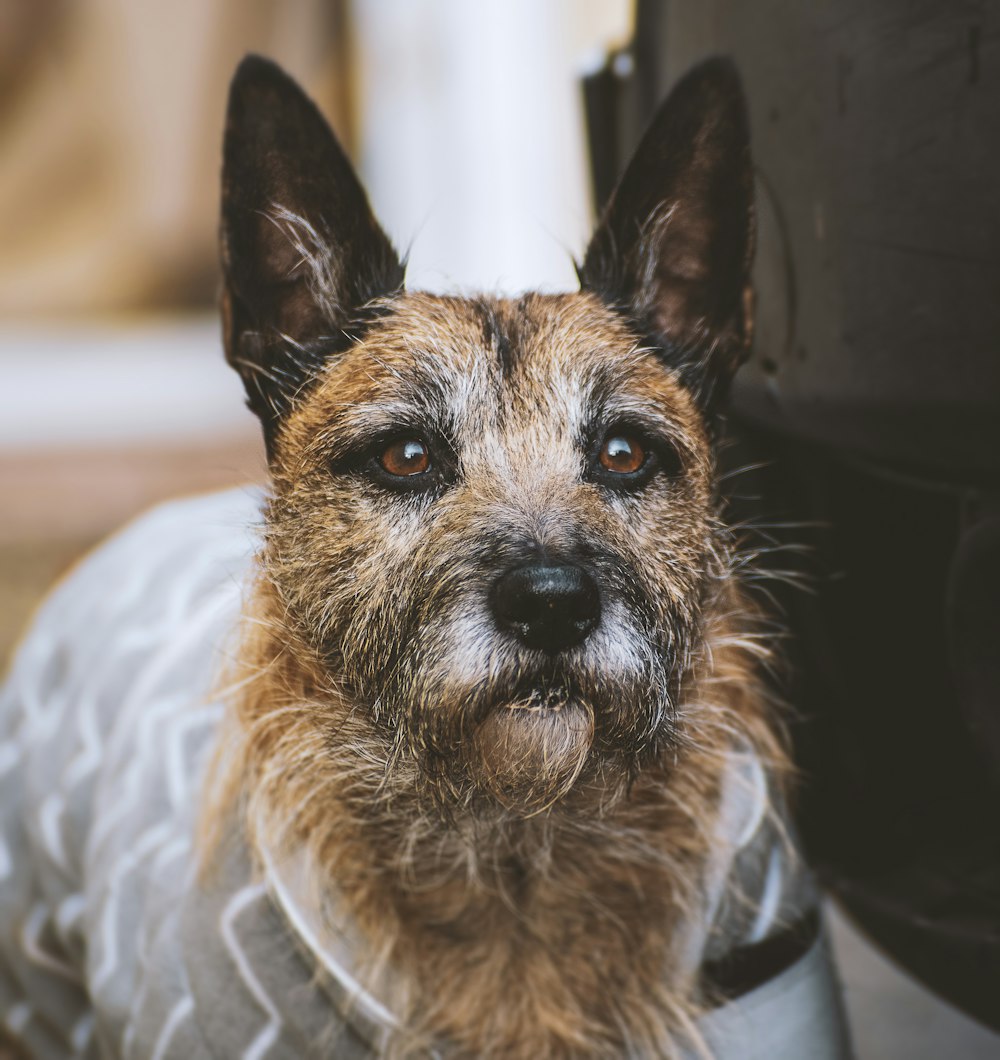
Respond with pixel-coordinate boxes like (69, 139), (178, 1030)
(0, 55), (848, 1060)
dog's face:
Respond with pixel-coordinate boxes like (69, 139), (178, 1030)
(265, 291), (717, 813)
(220, 57), (754, 815)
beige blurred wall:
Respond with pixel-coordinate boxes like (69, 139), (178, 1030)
(0, 0), (352, 318)
(0, 0), (633, 318)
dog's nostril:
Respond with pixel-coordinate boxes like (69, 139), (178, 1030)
(490, 563), (601, 654)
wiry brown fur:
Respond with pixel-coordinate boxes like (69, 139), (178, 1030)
(203, 292), (789, 1058)
(207, 53), (786, 1059)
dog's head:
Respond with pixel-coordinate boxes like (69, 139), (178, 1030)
(220, 56), (754, 816)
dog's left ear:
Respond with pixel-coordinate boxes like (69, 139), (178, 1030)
(579, 57), (755, 409)
(221, 55), (404, 456)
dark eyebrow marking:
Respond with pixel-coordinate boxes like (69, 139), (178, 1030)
(477, 298), (517, 377)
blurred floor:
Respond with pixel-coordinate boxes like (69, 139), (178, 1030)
(0, 538), (93, 672)
(0, 316), (264, 668)
(828, 903), (1000, 1058)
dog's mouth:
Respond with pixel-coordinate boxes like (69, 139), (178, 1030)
(500, 673), (575, 715)
(390, 644), (669, 814)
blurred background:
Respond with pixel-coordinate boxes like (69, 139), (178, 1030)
(2, 1), (998, 1057)
(0, 0), (628, 662)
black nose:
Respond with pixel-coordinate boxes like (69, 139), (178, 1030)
(491, 563), (601, 654)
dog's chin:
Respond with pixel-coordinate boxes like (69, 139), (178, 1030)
(470, 691), (596, 814)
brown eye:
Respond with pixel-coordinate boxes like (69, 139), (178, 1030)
(599, 433), (646, 475)
(380, 438), (430, 477)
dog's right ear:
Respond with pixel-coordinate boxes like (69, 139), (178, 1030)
(221, 55), (404, 456)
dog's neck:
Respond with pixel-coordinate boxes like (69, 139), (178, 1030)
(210, 576), (783, 1058)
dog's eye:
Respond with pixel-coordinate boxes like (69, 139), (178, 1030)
(599, 434), (645, 475)
(379, 438), (430, 477)
(589, 426), (681, 489)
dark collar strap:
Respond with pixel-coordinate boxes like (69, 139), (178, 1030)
(702, 907), (822, 1004)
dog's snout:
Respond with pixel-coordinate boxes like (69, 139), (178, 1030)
(491, 563), (601, 654)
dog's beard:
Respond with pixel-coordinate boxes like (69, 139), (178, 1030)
(341, 599), (687, 818)
(471, 686), (595, 813)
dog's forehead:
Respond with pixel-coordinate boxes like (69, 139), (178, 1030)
(314, 291), (700, 429)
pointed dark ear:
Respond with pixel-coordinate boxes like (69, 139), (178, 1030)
(579, 57), (755, 409)
(221, 55), (404, 454)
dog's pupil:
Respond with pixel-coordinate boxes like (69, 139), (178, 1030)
(601, 434), (644, 474)
(382, 439), (430, 476)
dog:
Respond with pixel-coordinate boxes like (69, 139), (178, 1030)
(0, 55), (849, 1059)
